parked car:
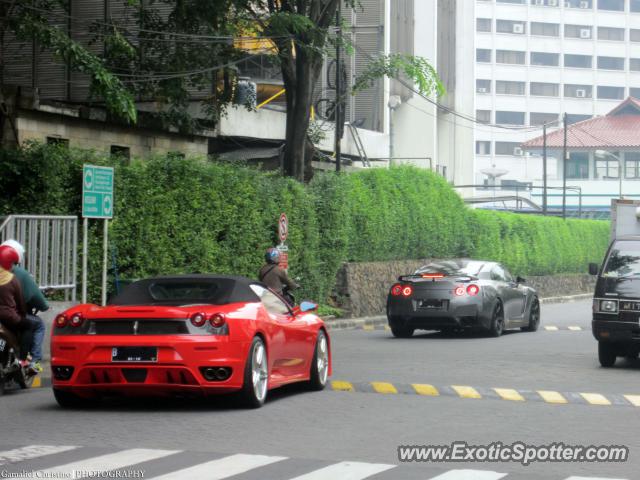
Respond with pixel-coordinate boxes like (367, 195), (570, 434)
(51, 275), (330, 408)
(386, 259), (540, 338)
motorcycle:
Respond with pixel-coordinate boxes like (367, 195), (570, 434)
(0, 320), (36, 396)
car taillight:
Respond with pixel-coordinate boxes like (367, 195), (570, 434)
(467, 284), (480, 296)
(70, 313), (84, 327)
(421, 273), (444, 279)
(391, 284), (403, 296)
(55, 314), (68, 328)
(209, 313), (226, 328)
(401, 285), (413, 297)
(190, 312), (207, 327)
(454, 286), (466, 296)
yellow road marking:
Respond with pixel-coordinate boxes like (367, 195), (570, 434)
(568, 326), (582, 331)
(494, 388), (525, 401)
(538, 390), (568, 404)
(32, 377), (41, 388)
(412, 384), (440, 396)
(452, 385), (482, 399)
(331, 380), (354, 392)
(371, 382), (398, 394)
(624, 395), (640, 406)
(544, 326), (559, 331)
(580, 393), (611, 406)
(362, 325), (375, 331)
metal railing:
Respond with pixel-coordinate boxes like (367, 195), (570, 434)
(0, 215), (78, 301)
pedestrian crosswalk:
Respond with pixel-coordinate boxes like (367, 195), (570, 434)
(0, 445), (629, 480)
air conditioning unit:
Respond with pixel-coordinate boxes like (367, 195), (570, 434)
(513, 23), (525, 34)
(478, 87), (488, 93)
(580, 28), (591, 38)
(576, 89), (587, 97)
(535, 0), (545, 5)
(549, 0), (558, 5)
(514, 147), (523, 156)
(579, 0), (589, 7)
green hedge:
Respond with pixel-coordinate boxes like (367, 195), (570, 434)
(0, 143), (610, 303)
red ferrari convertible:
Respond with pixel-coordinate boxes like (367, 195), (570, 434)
(50, 275), (331, 408)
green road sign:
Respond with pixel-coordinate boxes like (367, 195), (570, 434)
(82, 165), (114, 219)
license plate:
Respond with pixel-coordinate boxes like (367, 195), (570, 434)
(111, 347), (157, 362)
(620, 301), (640, 311)
(420, 299), (444, 309)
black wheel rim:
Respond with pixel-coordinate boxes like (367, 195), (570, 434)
(495, 305), (504, 334)
(531, 300), (540, 328)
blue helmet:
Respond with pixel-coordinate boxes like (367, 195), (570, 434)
(265, 247), (280, 264)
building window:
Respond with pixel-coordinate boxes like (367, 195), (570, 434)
(566, 114), (592, 124)
(477, 18), (492, 32)
(530, 82), (559, 97)
(496, 20), (526, 34)
(476, 141), (492, 155)
(495, 111), (525, 125)
(595, 158), (620, 179)
(495, 142), (523, 155)
(630, 87), (640, 98)
(476, 110), (492, 124)
(597, 86), (625, 99)
(477, 49), (492, 63)
(566, 153), (590, 179)
(530, 112), (559, 126)
(497, 0), (526, 3)
(530, 22), (560, 36)
(496, 50), (526, 64)
(566, 0), (593, 7)
(598, 56), (625, 70)
(598, 0), (624, 10)
(625, 153), (640, 178)
(630, 58), (640, 71)
(46, 137), (69, 148)
(110, 145), (131, 161)
(496, 80), (526, 95)
(564, 25), (592, 39)
(598, 27), (625, 41)
(530, 52), (559, 66)
(564, 54), (592, 68)
(632, 0), (640, 11)
(631, 29), (640, 42)
(564, 84), (593, 98)
(476, 79), (492, 93)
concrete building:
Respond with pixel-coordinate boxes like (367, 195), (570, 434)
(474, 0), (640, 195)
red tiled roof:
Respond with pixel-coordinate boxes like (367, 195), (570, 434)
(522, 97), (640, 149)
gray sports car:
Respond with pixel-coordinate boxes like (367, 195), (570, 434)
(386, 259), (540, 338)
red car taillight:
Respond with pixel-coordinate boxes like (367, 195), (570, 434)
(70, 313), (84, 327)
(209, 313), (226, 328)
(391, 284), (403, 296)
(454, 286), (466, 296)
(401, 285), (413, 297)
(55, 314), (68, 328)
(467, 284), (480, 296)
(190, 312), (207, 327)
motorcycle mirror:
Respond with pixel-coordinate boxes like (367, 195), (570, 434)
(300, 301), (318, 313)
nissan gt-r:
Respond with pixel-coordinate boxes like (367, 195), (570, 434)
(50, 275), (331, 408)
(387, 259), (540, 338)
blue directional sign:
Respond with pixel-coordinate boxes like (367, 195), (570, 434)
(82, 165), (114, 219)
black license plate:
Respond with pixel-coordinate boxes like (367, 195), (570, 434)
(620, 301), (640, 311)
(111, 346), (157, 362)
(420, 299), (445, 309)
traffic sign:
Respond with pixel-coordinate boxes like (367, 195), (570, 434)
(278, 213), (288, 243)
(82, 165), (114, 219)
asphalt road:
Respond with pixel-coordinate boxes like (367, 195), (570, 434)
(2, 299), (639, 479)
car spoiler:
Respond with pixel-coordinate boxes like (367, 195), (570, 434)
(398, 274), (478, 282)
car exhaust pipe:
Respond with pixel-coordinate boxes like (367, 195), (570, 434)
(201, 366), (231, 382)
(214, 367), (230, 381)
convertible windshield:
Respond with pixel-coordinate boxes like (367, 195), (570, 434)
(603, 240), (640, 278)
(415, 260), (485, 277)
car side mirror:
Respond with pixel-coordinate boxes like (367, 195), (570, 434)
(589, 263), (599, 276)
(299, 301), (318, 313)
(516, 276), (526, 284)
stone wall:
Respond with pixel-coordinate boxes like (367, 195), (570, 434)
(336, 260), (596, 318)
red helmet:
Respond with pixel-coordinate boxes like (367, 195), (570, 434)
(0, 245), (19, 271)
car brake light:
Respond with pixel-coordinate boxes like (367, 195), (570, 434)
(401, 285), (413, 297)
(55, 314), (68, 328)
(70, 313), (84, 327)
(209, 313), (226, 328)
(454, 286), (466, 296)
(467, 284), (480, 296)
(421, 273), (445, 279)
(190, 312), (207, 327)
(391, 284), (402, 296)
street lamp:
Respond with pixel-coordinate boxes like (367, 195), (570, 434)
(388, 95), (402, 167)
(594, 150), (623, 199)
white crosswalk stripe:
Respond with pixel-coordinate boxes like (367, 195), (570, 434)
(287, 461), (396, 480)
(151, 453), (287, 480)
(38, 448), (180, 479)
(427, 470), (507, 479)
(0, 445), (78, 466)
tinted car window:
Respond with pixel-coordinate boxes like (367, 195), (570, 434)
(415, 260), (485, 276)
(501, 265), (514, 282)
(603, 240), (640, 278)
(491, 266), (507, 282)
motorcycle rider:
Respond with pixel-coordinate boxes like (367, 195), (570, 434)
(258, 247), (298, 305)
(0, 240), (47, 374)
(0, 245), (31, 368)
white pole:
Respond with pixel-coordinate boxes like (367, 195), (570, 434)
(82, 217), (88, 304)
(102, 219), (108, 306)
